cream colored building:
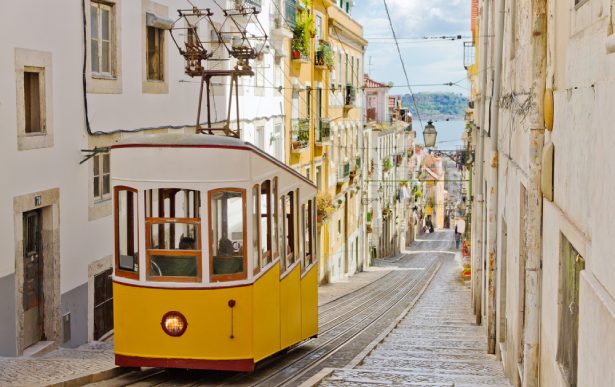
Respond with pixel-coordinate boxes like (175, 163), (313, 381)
(469, 0), (615, 386)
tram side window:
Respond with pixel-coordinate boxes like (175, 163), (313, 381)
(252, 185), (260, 275)
(145, 189), (201, 281)
(260, 180), (272, 268)
(279, 196), (286, 273)
(284, 191), (295, 269)
(303, 200), (314, 269)
(115, 187), (139, 278)
(210, 189), (246, 281)
(272, 178), (279, 263)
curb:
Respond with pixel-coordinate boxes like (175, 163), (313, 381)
(47, 366), (131, 387)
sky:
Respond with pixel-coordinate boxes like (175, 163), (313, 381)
(353, 0), (471, 96)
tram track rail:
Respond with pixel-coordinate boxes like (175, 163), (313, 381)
(243, 257), (442, 387)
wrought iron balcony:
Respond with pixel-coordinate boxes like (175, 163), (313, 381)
(291, 119), (309, 153)
(316, 118), (331, 145)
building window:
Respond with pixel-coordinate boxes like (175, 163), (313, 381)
(93, 153), (111, 202)
(557, 235), (584, 387)
(147, 26), (164, 81)
(90, 2), (113, 75)
(24, 69), (44, 134)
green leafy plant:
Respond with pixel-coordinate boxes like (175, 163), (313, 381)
(316, 41), (334, 68)
(383, 158), (393, 172)
(292, 6), (314, 58)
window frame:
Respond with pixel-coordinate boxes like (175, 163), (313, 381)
(302, 199), (315, 272)
(114, 186), (140, 280)
(146, 25), (165, 81)
(260, 180), (273, 269)
(23, 69), (44, 135)
(252, 184), (261, 275)
(208, 187), (248, 282)
(145, 217), (202, 282)
(272, 178), (279, 262)
(90, 1), (115, 77)
(93, 152), (111, 203)
(281, 190), (298, 275)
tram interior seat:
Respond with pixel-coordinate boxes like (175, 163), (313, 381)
(151, 255), (198, 277)
(213, 237), (243, 274)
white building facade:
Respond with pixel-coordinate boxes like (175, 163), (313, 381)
(0, 0), (285, 356)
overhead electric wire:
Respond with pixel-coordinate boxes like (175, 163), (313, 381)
(382, 0), (424, 130)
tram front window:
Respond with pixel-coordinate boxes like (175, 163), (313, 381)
(210, 189), (246, 281)
(145, 189), (202, 282)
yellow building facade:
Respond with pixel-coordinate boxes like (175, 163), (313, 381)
(278, 0), (366, 283)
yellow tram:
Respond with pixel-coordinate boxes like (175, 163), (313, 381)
(110, 134), (318, 371)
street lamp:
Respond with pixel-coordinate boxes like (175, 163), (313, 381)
(423, 120), (437, 148)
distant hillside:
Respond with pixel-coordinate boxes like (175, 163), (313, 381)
(402, 92), (468, 120)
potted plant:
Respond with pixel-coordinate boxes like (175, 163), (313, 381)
(316, 41), (334, 68)
(316, 192), (334, 223)
(292, 23), (305, 59)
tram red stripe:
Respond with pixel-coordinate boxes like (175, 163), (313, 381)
(115, 354), (255, 372)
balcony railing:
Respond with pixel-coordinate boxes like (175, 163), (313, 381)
(344, 84), (356, 107)
(337, 161), (350, 183)
(291, 119), (309, 152)
(316, 118), (331, 144)
(235, 0), (262, 12)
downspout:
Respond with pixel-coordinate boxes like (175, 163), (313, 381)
(473, 0), (490, 324)
(486, 0), (505, 355)
(522, 0), (547, 385)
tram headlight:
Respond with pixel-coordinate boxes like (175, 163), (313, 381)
(161, 311), (188, 337)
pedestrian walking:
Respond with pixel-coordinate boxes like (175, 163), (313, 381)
(454, 224), (461, 249)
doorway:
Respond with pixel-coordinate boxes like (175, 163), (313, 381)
(94, 268), (114, 340)
(23, 209), (44, 349)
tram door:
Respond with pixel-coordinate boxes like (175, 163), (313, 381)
(23, 209), (44, 348)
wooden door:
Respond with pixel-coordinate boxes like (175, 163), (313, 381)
(23, 209), (44, 349)
(94, 268), (114, 340)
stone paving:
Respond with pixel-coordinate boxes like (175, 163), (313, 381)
(0, 268), (393, 386)
(317, 252), (512, 387)
(0, 341), (117, 387)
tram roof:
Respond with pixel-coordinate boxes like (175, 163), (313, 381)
(112, 133), (316, 188)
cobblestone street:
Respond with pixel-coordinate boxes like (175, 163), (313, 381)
(317, 235), (511, 386)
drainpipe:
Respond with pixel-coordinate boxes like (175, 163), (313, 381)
(522, 0), (547, 385)
(486, 0), (505, 355)
(473, 0), (490, 324)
